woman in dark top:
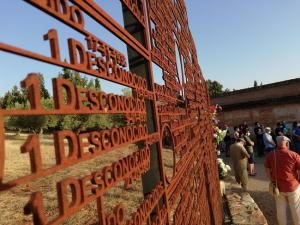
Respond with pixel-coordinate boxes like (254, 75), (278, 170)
(224, 130), (231, 157)
(243, 130), (256, 176)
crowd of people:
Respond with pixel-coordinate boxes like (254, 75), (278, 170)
(222, 121), (300, 225)
(222, 121), (300, 158)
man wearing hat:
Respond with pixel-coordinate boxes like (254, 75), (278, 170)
(230, 137), (250, 190)
(265, 136), (300, 225)
(263, 127), (276, 155)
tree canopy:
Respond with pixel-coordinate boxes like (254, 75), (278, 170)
(2, 68), (124, 134)
(254, 80), (258, 87)
(206, 79), (224, 98)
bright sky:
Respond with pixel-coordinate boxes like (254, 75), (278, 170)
(186, 0), (300, 90)
(1, 0), (300, 95)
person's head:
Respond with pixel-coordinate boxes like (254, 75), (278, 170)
(254, 121), (260, 127)
(234, 126), (239, 132)
(276, 136), (290, 149)
(276, 122), (281, 127)
(292, 121), (297, 128)
(265, 127), (271, 134)
(246, 130), (251, 136)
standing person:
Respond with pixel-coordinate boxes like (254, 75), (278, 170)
(254, 122), (264, 157)
(290, 122), (298, 151)
(292, 122), (300, 154)
(243, 130), (256, 176)
(241, 121), (249, 135)
(282, 121), (289, 137)
(233, 126), (240, 142)
(230, 138), (250, 190)
(264, 136), (300, 225)
(275, 122), (284, 137)
(239, 124), (244, 135)
(224, 129), (231, 157)
(263, 127), (276, 155)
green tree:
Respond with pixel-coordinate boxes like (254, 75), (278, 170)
(254, 80), (258, 87)
(38, 73), (50, 99)
(58, 68), (100, 91)
(2, 91), (14, 109)
(224, 88), (231, 93)
(2, 86), (27, 109)
(0, 97), (3, 108)
(87, 79), (95, 89)
(4, 67), (125, 134)
(206, 79), (223, 98)
(59, 68), (89, 87)
(42, 98), (59, 132)
(56, 68), (118, 133)
(59, 67), (71, 79)
(6, 102), (47, 134)
(2, 74), (49, 109)
(122, 88), (132, 97)
(4, 74), (51, 133)
(95, 78), (101, 91)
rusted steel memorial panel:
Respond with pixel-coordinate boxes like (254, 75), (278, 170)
(0, 0), (222, 224)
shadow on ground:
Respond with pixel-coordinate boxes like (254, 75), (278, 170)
(248, 190), (277, 225)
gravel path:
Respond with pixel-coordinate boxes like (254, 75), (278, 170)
(223, 156), (293, 225)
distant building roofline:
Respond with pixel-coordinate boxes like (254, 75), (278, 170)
(213, 77), (300, 99)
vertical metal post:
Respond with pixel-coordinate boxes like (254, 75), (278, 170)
(122, 1), (163, 195)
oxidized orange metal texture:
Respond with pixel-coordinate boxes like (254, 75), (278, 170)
(0, 0), (222, 224)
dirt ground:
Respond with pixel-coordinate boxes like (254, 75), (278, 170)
(223, 155), (293, 225)
(0, 133), (145, 225)
(0, 131), (180, 225)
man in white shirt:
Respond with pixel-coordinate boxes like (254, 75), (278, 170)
(263, 127), (276, 155)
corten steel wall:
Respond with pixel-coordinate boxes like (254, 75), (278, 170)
(0, 1), (222, 225)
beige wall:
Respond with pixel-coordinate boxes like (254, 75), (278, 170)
(217, 103), (300, 127)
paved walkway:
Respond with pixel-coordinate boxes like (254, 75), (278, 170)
(223, 155), (293, 225)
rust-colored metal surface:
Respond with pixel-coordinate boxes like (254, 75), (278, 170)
(0, 0), (222, 224)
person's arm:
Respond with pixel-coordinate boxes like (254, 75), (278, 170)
(246, 136), (254, 146)
(291, 128), (300, 139)
(241, 146), (250, 158)
(295, 154), (300, 181)
(293, 130), (300, 138)
(266, 134), (276, 146)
